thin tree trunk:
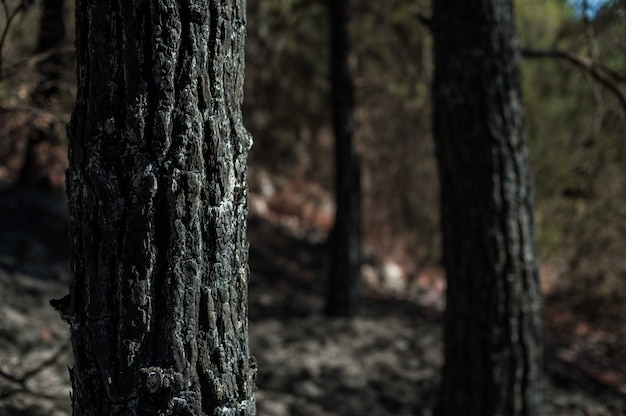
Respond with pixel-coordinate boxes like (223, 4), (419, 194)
(36, 0), (65, 53)
(56, 1), (256, 414)
(432, 1), (542, 415)
(325, 0), (362, 318)
(32, 0), (65, 100)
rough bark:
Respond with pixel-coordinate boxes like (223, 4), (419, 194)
(432, 1), (542, 415)
(325, 0), (362, 318)
(57, 0), (256, 414)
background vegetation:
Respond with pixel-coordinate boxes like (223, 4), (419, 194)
(1, 0), (625, 356)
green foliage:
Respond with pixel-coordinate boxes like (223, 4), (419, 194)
(1, 0), (624, 326)
(245, 0), (440, 265)
(517, 0), (569, 48)
(245, 0), (331, 180)
(245, 0), (626, 321)
(517, 0), (626, 325)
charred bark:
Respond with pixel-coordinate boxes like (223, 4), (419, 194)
(432, 1), (542, 415)
(58, 1), (256, 414)
(325, 0), (362, 318)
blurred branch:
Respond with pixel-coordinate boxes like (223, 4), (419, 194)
(0, 101), (72, 120)
(522, 48), (626, 113)
(407, 2), (431, 28)
(0, 0), (35, 79)
(582, 0), (604, 133)
(2, 44), (73, 78)
(415, 13), (432, 28)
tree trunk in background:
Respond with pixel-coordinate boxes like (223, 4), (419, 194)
(325, 0), (362, 318)
(432, 1), (542, 415)
(19, 0), (67, 184)
(32, 0), (65, 101)
(36, 0), (65, 53)
(58, 1), (256, 413)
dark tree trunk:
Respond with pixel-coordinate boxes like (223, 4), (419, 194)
(325, 0), (362, 317)
(432, 1), (542, 415)
(36, 0), (65, 53)
(16, 0), (66, 185)
(32, 0), (66, 101)
(57, 0), (256, 414)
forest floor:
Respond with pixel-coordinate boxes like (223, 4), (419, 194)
(0, 183), (625, 415)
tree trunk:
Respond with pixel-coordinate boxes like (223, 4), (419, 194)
(16, 0), (67, 185)
(36, 0), (65, 53)
(325, 0), (362, 318)
(57, 1), (256, 414)
(32, 0), (65, 101)
(432, 1), (542, 415)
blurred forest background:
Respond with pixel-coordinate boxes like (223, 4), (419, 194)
(1, 0), (625, 385)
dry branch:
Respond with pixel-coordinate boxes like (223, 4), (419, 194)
(522, 48), (626, 113)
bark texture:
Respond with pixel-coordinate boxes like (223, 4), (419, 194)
(61, 0), (256, 414)
(325, 0), (362, 318)
(432, 1), (542, 415)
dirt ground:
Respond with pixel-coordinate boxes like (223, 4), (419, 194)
(0, 184), (625, 415)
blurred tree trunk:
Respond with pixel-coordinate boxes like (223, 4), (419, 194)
(36, 0), (65, 53)
(56, 0), (256, 413)
(33, 0), (65, 101)
(432, 1), (542, 415)
(16, 0), (67, 185)
(325, 0), (362, 317)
